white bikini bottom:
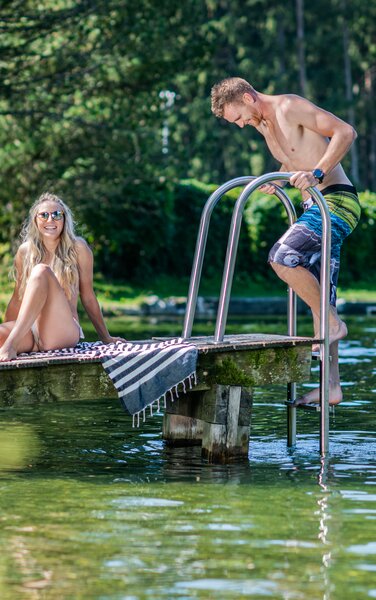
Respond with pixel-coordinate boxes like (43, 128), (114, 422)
(31, 317), (84, 351)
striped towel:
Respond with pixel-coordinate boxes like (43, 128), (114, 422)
(101, 338), (198, 425)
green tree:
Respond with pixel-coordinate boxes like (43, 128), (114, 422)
(0, 0), (375, 285)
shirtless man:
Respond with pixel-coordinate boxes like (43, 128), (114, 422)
(211, 77), (361, 406)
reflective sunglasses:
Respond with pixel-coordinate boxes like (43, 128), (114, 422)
(36, 210), (64, 221)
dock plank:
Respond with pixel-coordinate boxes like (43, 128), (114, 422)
(0, 334), (314, 406)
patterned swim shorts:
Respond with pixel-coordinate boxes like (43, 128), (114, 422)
(268, 184), (361, 306)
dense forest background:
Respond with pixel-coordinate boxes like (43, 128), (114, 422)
(0, 0), (375, 285)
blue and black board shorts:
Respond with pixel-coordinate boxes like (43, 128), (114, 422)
(268, 184), (361, 306)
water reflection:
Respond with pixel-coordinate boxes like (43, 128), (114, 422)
(317, 457), (333, 599)
(0, 423), (40, 472)
(0, 315), (375, 599)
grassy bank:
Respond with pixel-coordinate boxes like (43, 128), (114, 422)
(92, 275), (376, 307)
(1, 274), (376, 320)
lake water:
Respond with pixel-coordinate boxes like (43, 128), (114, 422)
(0, 315), (375, 599)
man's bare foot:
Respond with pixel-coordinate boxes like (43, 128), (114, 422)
(292, 383), (343, 406)
(329, 318), (348, 345)
(312, 319), (348, 353)
(0, 342), (18, 362)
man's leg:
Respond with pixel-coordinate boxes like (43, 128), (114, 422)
(270, 262), (344, 405)
(293, 341), (342, 406)
(0, 264), (80, 361)
(270, 262), (347, 346)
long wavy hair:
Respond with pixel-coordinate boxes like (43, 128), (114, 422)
(17, 193), (80, 299)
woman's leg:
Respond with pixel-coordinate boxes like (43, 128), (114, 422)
(0, 321), (35, 354)
(0, 264), (80, 361)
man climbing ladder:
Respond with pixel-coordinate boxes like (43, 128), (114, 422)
(211, 76), (361, 406)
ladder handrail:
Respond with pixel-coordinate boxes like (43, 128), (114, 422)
(213, 171), (331, 455)
(182, 176), (298, 339)
(182, 176), (254, 339)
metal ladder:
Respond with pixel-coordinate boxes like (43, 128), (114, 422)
(182, 172), (331, 455)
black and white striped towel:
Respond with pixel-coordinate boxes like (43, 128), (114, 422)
(100, 338), (198, 425)
(13, 338), (198, 425)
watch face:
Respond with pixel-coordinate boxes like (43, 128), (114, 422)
(313, 169), (324, 182)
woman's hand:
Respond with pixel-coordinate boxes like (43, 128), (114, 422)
(101, 335), (127, 345)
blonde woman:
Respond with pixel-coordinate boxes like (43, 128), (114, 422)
(0, 192), (124, 361)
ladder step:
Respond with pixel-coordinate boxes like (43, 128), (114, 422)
(286, 401), (336, 413)
(312, 352), (332, 361)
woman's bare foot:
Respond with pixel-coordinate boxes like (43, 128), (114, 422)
(312, 318), (348, 353)
(292, 383), (343, 407)
(0, 341), (18, 362)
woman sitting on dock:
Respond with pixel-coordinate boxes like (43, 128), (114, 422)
(0, 192), (124, 361)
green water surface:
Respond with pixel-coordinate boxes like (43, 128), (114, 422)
(0, 315), (375, 599)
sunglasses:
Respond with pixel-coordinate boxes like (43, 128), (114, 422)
(36, 210), (64, 221)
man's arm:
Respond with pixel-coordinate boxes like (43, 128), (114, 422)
(285, 96), (356, 190)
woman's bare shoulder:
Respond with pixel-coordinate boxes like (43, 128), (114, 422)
(74, 237), (92, 253)
(16, 242), (30, 259)
(74, 237), (93, 266)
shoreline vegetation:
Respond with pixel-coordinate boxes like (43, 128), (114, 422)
(1, 274), (376, 320)
(96, 276), (376, 310)
(1, 274), (374, 342)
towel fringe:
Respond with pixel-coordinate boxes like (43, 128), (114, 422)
(131, 369), (196, 427)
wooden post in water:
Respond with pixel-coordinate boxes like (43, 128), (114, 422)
(163, 384), (252, 463)
(201, 385), (252, 462)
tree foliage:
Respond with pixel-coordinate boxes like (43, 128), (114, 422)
(0, 0), (375, 282)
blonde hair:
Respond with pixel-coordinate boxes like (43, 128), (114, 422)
(17, 192), (79, 299)
(211, 77), (256, 118)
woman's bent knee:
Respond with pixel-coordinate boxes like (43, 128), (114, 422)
(29, 264), (53, 279)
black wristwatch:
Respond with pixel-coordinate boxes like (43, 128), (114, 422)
(312, 168), (325, 184)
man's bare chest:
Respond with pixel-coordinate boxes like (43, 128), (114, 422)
(260, 121), (304, 164)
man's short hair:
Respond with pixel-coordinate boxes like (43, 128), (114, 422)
(211, 77), (256, 118)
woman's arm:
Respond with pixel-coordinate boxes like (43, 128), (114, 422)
(4, 247), (24, 321)
(76, 239), (125, 344)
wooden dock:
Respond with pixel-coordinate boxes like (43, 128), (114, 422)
(0, 334), (314, 463)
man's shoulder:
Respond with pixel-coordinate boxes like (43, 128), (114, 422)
(276, 93), (308, 112)
(275, 94), (318, 124)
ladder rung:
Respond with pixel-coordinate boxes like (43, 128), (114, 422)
(312, 352), (332, 361)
